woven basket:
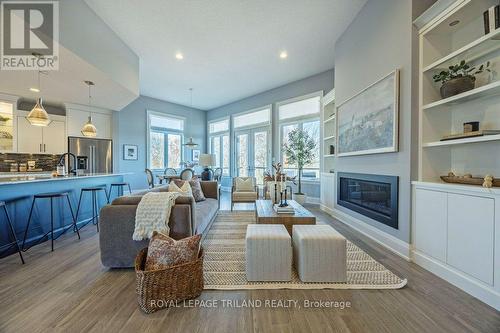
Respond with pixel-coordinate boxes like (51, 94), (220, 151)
(135, 247), (204, 314)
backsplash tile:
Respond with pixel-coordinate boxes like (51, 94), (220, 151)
(0, 153), (62, 172)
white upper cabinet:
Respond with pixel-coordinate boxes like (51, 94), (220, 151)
(17, 116), (43, 153)
(43, 120), (66, 154)
(66, 108), (112, 139)
(17, 111), (66, 154)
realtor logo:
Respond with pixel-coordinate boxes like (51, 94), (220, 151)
(1, 1), (59, 70)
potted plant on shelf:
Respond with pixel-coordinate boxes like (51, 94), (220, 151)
(282, 128), (316, 205)
(433, 60), (490, 99)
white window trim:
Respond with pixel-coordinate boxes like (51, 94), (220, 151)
(276, 90), (323, 123)
(232, 104), (272, 131)
(277, 92), (323, 181)
(208, 116), (230, 135)
(146, 110), (186, 170)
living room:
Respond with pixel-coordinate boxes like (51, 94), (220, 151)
(1, 0), (499, 332)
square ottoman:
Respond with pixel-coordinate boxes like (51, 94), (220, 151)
(292, 225), (347, 283)
(245, 224), (292, 281)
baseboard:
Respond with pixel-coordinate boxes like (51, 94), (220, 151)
(413, 250), (500, 311)
(306, 196), (320, 204)
(324, 207), (411, 261)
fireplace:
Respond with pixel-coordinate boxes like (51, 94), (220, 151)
(337, 172), (398, 229)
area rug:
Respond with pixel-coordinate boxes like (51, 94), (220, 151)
(202, 211), (407, 290)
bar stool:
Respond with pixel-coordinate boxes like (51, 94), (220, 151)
(21, 192), (80, 252)
(75, 185), (108, 232)
(107, 182), (132, 203)
(0, 201), (25, 264)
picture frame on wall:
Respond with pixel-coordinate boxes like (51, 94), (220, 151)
(123, 144), (138, 160)
(192, 149), (200, 162)
(337, 69), (400, 157)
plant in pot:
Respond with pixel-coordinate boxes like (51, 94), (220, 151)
(282, 128), (317, 205)
(433, 60), (490, 99)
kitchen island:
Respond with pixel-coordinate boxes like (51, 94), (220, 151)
(0, 173), (127, 257)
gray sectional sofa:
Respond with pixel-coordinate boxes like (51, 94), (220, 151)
(99, 181), (219, 268)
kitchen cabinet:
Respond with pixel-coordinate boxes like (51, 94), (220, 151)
(66, 108), (112, 139)
(17, 113), (66, 154)
(0, 96), (18, 153)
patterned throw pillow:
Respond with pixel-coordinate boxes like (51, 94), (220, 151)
(145, 231), (201, 270)
(168, 180), (192, 196)
(235, 177), (254, 191)
(172, 179), (206, 202)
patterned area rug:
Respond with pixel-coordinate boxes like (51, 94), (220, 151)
(203, 211), (407, 290)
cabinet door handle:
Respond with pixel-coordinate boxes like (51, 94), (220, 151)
(40, 143), (42, 152)
(44, 144), (46, 152)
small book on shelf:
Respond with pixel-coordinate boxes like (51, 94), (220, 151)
(483, 5), (500, 35)
(440, 130), (500, 141)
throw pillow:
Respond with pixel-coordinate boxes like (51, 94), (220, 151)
(145, 231), (201, 270)
(188, 178), (206, 202)
(235, 177), (254, 191)
(168, 180), (193, 196)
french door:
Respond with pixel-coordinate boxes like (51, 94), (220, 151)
(235, 127), (270, 185)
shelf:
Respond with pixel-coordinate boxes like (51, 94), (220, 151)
(423, 80), (500, 110)
(423, 134), (500, 147)
(324, 115), (335, 124)
(423, 29), (500, 73)
(323, 135), (335, 141)
(324, 154), (335, 157)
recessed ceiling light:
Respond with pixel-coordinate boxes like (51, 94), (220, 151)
(29, 87), (40, 92)
(280, 51), (288, 59)
(449, 20), (460, 26)
(175, 52), (184, 60)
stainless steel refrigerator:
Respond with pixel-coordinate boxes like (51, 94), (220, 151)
(68, 137), (113, 173)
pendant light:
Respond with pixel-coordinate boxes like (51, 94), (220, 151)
(26, 71), (50, 126)
(81, 80), (97, 137)
(183, 88), (198, 148)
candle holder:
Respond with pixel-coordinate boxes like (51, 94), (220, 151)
(283, 188), (288, 206)
(279, 191), (286, 207)
(274, 183), (278, 204)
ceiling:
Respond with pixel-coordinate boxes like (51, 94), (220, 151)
(85, 0), (367, 110)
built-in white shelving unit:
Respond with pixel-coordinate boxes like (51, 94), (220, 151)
(414, 0), (500, 311)
(320, 89), (336, 214)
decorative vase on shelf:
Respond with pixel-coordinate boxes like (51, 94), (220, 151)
(440, 76), (475, 99)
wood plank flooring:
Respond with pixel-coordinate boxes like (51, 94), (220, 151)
(1, 192), (499, 333)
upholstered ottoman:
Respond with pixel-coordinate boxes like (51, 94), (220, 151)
(245, 224), (292, 281)
(292, 225), (347, 282)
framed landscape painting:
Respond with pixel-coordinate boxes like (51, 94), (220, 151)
(337, 70), (399, 157)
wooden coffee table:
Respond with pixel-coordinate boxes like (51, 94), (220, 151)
(255, 200), (316, 235)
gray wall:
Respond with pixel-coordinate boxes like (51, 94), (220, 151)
(114, 95), (207, 190)
(333, 0), (420, 243)
(208, 70), (334, 198)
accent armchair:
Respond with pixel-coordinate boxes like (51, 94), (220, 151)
(231, 177), (258, 211)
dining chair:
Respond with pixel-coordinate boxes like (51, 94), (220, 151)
(179, 168), (194, 180)
(160, 168), (177, 184)
(145, 169), (155, 188)
(213, 168), (222, 182)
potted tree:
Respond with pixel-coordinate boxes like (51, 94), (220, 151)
(282, 128), (316, 205)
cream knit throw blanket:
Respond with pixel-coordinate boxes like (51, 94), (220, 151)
(133, 192), (180, 241)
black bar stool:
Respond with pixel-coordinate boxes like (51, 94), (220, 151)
(21, 192), (80, 252)
(107, 182), (132, 203)
(75, 185), (108, 232)
(0, 201), (25, 264)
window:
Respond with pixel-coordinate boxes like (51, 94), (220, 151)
(233, 107), (271, 129)
(147, 112), (184, 170)
(208, 118), (230, 175)
(278, 93), (321, 180)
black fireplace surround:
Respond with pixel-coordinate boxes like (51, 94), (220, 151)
(337, 172), (399, 229)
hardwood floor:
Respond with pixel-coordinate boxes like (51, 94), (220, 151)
(1, 191), (499, 333)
